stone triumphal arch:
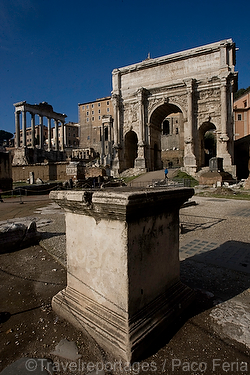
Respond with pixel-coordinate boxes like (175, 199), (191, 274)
(111, 39), (238, 176)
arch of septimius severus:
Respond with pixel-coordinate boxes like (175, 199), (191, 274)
(111, 39), (238, 176)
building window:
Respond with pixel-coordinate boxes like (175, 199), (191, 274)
(237, 114), (242, 121)
(162, 120), (170, 135)
(98, 103), (101, 107)
(92, 117), (94, 121)
(87, 136), (90, 140)
(107, 101), (109, 105)
(107, 108), (110, 112)
(99, 116), (101, 120)
(92, 104), (94, 108)
(92, 111), (94, 115)
(244, 100), (247, 108)
(82, 106), (85, 110)
(86, 111), (89, 116)
(86, 105), (89, 109)
(98, 109), (101, 114)
(87, 118), (89, 122)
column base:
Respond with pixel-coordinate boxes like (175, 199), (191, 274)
(111, 157), (120, 177)
(134, 157), (146, 169)
(52, 281), (194, 363)
(183, 154), (197, 176)
(12, 147), (29, 166)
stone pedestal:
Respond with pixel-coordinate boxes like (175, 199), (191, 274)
(12, 147), (29, 166)
(66, 161), (85, 181)
(209, 157), (223, 172)
(50, 187), (194, 362)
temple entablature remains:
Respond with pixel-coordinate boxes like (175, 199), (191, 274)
(14, 101), (67, 152)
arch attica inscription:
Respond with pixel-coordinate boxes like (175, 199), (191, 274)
(111, 39), (238, 176)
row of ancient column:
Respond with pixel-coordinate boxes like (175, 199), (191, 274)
(15, 110), (65, 151)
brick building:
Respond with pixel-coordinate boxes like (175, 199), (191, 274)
(234, 90), (250, 140)
(17, 125), (48, 148)
(15, 122), (79, 150)
(52, 122), (80, 149)
(78, 97), (114, 165)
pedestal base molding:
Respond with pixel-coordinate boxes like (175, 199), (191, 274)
(52, 282), (194, 362)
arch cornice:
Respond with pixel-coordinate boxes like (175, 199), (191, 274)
(148, 95), (187, 123)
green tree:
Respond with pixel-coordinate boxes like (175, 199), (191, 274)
(234, 86), (250, 100)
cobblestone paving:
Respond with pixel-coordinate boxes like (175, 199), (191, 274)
(230, 207), (250, 217)
(180, 239), (250, 274)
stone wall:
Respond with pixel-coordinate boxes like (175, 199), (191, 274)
(85, 167), (106, 178)
(0, 151), (12, 191)
(12, 162), (68, 182)
(161, 149), (184, 168)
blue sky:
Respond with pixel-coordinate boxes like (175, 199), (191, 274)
(1, 0), (250, 134)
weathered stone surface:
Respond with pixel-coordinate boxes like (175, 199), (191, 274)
(50, 339), (82, 361)
(210, 299), (250, 349)
(198, 171), (235, 186)
(51, 187), (195, 362)
(111, 39), (237, 176)
(0, 358), (54, 375)
(0, 220), (40, 252)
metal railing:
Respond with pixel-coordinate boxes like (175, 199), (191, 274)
(127, 178), (192, 188)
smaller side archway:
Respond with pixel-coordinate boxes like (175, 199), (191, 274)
(124, 130), (138, 169)
(198, 122), (217, 168)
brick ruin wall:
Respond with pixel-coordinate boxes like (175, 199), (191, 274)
(12, 162), (68, 182)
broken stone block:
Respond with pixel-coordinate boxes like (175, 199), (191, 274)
(0, 221), (40, 252)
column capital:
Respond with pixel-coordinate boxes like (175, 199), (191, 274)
(184, 78), (195, 91)
(136, 87), (148, 103)
(111, 93), (121, 106)
(220, 77), (228, 87)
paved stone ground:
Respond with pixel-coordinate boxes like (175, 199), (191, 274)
(1, 190), (250, 374)
(180, 196), (250, 276)
(127, 169), (178, 187)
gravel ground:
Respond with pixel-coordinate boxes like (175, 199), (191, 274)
(1, 192), (250, 374)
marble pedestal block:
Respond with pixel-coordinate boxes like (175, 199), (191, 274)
(50, 187), (194, 362)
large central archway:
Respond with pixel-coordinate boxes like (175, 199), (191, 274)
(149, 103), (184, 170)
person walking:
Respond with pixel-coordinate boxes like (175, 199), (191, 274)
(164, 168), (168, 180)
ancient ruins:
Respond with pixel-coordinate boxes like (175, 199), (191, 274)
(51, 186), (194, 362)
(12, 101), (67, 166)
(9, 40), (238, 183)
(111, 39), (238, 176)
(14, 101), (67, 151)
